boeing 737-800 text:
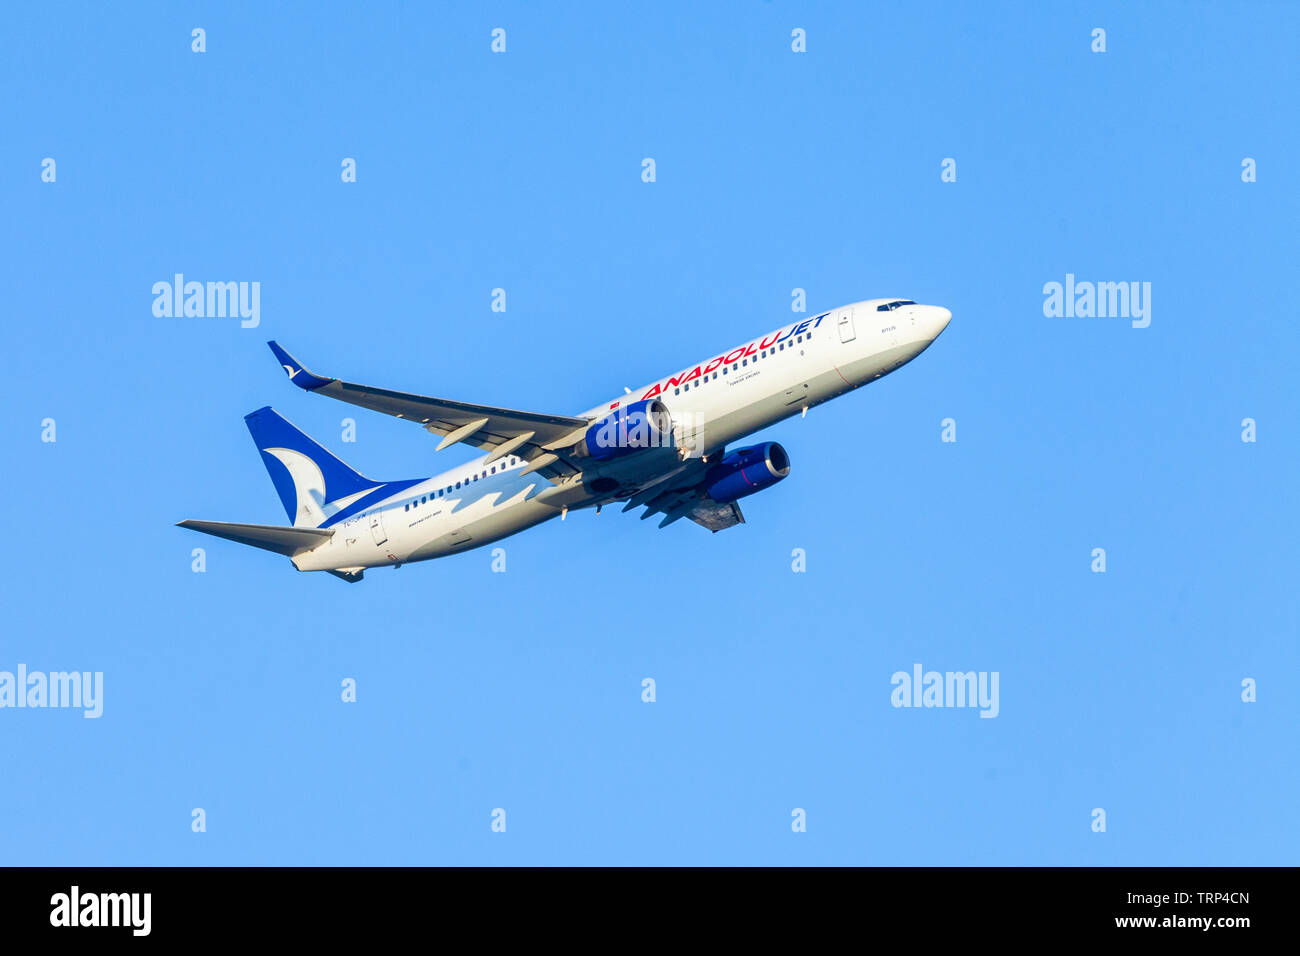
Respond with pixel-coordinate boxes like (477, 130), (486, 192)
(179, 298), (952, 581)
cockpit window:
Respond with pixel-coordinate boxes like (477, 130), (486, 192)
(877, 299), (917, 311)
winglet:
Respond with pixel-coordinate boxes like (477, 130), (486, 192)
(267, 341), (333, 391)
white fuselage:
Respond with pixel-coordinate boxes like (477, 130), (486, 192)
(293, 299), (951, 572)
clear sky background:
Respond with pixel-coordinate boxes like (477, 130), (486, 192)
(2, 2), (1295, 865)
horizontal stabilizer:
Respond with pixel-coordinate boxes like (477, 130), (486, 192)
(177, 520), (334, 557)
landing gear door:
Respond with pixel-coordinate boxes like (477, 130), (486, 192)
(368, 512), (387, 546)
(674, 414), (706, 460)
(837, 308), (856, 343)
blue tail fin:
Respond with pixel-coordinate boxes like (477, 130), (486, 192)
(245, 407), (379, 527)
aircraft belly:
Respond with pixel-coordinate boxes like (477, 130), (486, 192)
(404, 498), (558, 562)
(839, 339), (931, 385)
(703, 394), (802, 449)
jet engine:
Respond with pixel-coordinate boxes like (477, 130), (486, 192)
(704, 442), (790, 502)
(575, 399), (673, 461)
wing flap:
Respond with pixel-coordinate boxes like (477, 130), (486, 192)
(628, 458), (747, 533)
(683, 499), (745, 532)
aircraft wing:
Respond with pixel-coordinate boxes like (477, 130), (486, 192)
(621, 460), (746, 532)
(267, 342), (589, 482)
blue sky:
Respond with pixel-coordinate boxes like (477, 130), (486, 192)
(2, 1), (1296, 865)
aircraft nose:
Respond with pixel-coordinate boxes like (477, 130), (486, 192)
(924, 305), (952, 339)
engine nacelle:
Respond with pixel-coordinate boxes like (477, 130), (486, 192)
(704, 442), (790, 503)
(576, 399), (673, 461)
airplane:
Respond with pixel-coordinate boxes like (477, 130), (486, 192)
(179, 298), (952, 582)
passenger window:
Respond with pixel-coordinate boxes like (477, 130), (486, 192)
(404, 504), (409, 511)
